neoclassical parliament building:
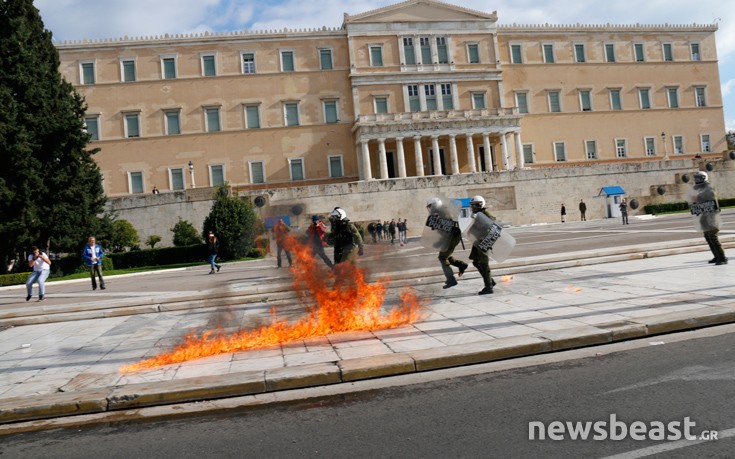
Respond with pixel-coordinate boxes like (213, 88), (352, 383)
(55, 0), (726, 197)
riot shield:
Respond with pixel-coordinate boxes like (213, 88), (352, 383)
(688, 183), (721, 232)
(464, 212), (516, 263)
(422, 197), (460, 252)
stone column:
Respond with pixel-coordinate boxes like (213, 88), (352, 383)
(483, 133), (493, 172)
(361, 140), (372, 180)
(431, 135), (442, 175)
(355, 142), (363, 180)
(514, 130), (524, 169)
(466, 134), (476, 173)
(413, 136), (425, 177)
(378, 138), (389, 179)
(449, 134), (459, 174)
(501, 134), (510, 171)
(396, 137), (407, 178)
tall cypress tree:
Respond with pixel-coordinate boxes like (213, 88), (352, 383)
(0, 0), (105, 272)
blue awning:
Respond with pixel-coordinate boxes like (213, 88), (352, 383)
(598, 186), (626, 196)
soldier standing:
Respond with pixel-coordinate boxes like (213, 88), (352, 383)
(690, 172), (727, 265)
(424, 197), (467, 289)
(469, 195), (497, 295)
(328, 208), (364, 265)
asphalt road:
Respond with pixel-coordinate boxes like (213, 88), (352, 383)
(2, 325), (733, 458)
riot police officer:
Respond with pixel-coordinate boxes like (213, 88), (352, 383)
(328, 207), (364, 265)
(691, 172), (727, 265)
(469, 195), (497, 295)
(425, 197), (468, 289)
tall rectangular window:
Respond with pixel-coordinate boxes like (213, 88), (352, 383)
(202, 54), (216, 76)
(289, 158), (304, 181)
(403, 37), (416, 65)
(408, 85), (420, 112)
(605, 43), (615, 63)
(639, 88), (651, 109)
(328, 155), (343, 178)
(554, 142), (566, 161)
(84, 116), (99, 141)
(701, 134), (711, 152)
(574, 44), (586, 63)
(245, 105), (260, 129)
(370, 46), (383, 67)
(472, 92), (486, 109)
(375, 97), (388, 114)
(284, 102), (299, 126)
(516, 92), (528, 114)
(242, 53), (255, 74)
(162, 57), (176, 79)
(690, 43), (700, 61)
(420, 37), (431, 64)
(281, 51), (294, 72)
(674, 136), (684, 154)
(170, 168), (185, 191)
(645, 137), (656, 156)
(436, 37), (448, 64)
(663, 43), (673, 62)
(319, 49), (333, 70)
(250, 161), (265, 184)
(548, 91), (561, 112)
(616, 139), (627, 158)
(124, 113), (140, 138)
(523, 144), (534, 164)
(324, 100), (338, 123)
(467, 43), (480, 64)
(122, 59), (136, 82)
(210, 165), (224, 186)
(205, 107), (220, 132)
(81, 62), (95, 84)
(579, 90), (592, 111)
(667, 87), (679, 108)
(634, 43), (645, 62)
(165, 110), (181, 135)
(425, 85), (437, 110)
(695, 87), (706, 107)
(585, 140), (598, 160)
(543, 44), (555, 63)
(440, 84), (453, 109)
(610, 89), (622, 110)
(510, 44), (523, 64)
(129, 171), (144, 194)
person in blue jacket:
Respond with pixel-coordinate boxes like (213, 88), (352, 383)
(82, 236), (105, 290)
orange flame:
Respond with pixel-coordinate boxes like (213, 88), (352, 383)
(121, 233), (426, 373)
(565, 284), (582, 293)
(500, 275), (513, 283)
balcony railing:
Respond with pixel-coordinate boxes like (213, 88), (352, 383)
(357, 107), (519, 124)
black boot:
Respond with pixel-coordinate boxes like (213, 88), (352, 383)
(441, 263), (457, 289)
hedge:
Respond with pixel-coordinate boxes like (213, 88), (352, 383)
(644, 198), (735, 215)
(106, 244), (207, 269)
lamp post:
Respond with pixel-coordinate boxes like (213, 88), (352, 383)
(188, 160), (196, 189)
(661, 132), (669, 160)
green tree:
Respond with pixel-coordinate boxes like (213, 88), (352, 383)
(109, 219), (139, 252)
(203, 185), (258, 259)
(0, 0), (105, 273)
(145, 234), (162, 249)
(171, 218), (201, 247)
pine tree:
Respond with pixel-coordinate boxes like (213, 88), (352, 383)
(0, 0), (105, 272)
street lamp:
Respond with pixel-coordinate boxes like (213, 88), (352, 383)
(188, 160), (196, 189)
(661, 132), (669, 160)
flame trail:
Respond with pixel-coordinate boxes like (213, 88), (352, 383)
(121, 234), (426, 373)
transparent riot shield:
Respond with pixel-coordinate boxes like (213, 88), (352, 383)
(422, 197), (460, 252)
(464, 212), (516, 263)
(688, 184), (721, 232)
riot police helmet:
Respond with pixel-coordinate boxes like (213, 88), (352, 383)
(426, 197), (442, 213)
(470, 195), (486, 211)
(329, 207), (347, 221)
(693, 171), (708, 184)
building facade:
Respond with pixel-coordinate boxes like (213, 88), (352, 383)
(55, 0), (726, 197)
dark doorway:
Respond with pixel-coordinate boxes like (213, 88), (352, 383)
(429, 148), (446, 175)
(386, 151), (396, 178)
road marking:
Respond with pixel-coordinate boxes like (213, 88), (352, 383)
(600, 427), (735, 458)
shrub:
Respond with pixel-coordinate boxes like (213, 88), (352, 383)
(110, 219), (140, 252)
(0, 273), (32, 287)
(145, 235), (162, 249)
(202, 185), (259, 259)
(107, 245), (206, 269)
(171, 218), (201, 247)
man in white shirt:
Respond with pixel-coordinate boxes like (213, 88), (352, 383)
(26, 246), (51, 302)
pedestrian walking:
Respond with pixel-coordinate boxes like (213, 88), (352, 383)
(398, 219), (408, 245)
(273, 219), (292, 268)
(328, 208), (363, 265)
(579, 199), (587, 221)
(560, 203), (566, 223)
(690, 172), (727, 265)
(619, 198), (629, 225)
(206, 232), (222, 274)
(82, 236), (106, 289)
(425, 197), (467, 289)
(307, 215), (334, 268)
(26, 246), (51, 302)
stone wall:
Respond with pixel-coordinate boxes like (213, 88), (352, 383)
(105, 157), (735, 246)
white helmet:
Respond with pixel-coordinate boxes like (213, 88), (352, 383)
(470, 195), (486, 210)
(693, 171), (708, 184)
(426, 197), (442, 213)
(329, 207), (347, 221)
